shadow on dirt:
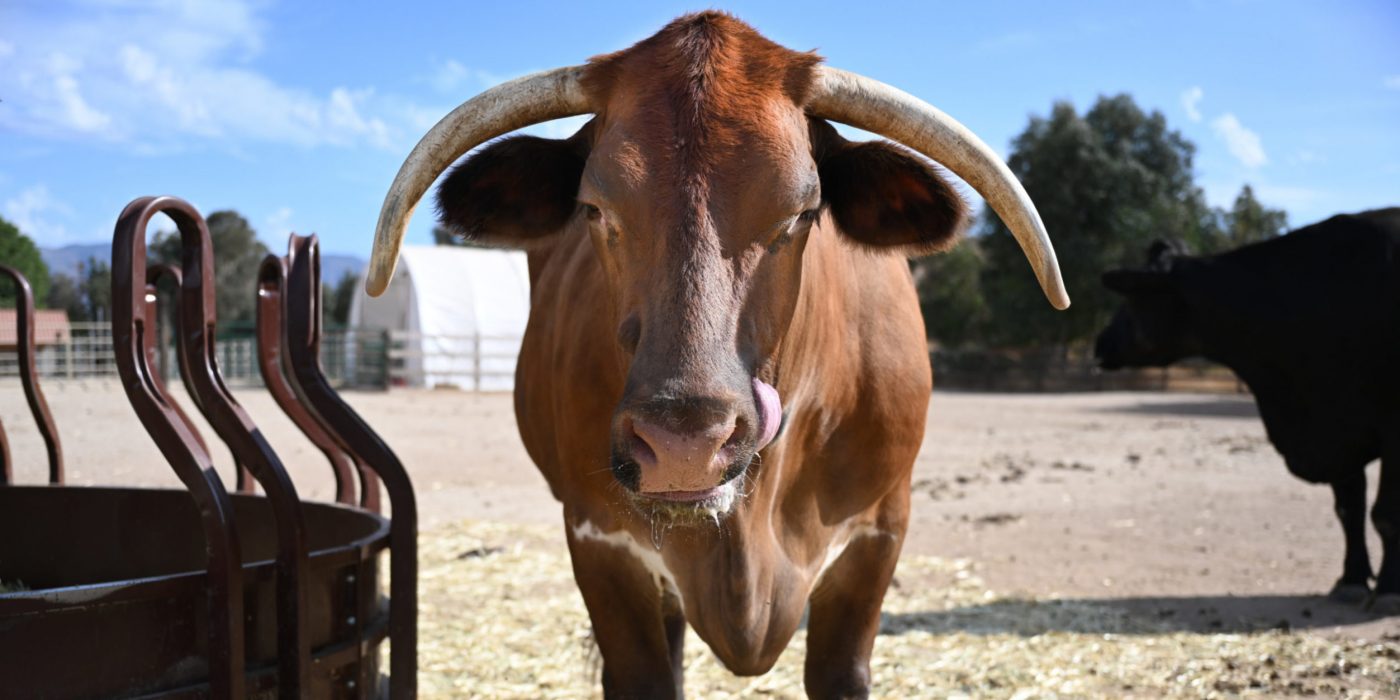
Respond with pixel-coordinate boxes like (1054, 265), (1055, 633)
(1097, 398), (1260, 420)
(881, 594), (1389, 636)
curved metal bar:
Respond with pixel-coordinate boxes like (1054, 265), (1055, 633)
(0, 398), (8, 483)
(144, 265), (211, 457)
(0, 265), (63, 484)
(255, 254), (357, 505)
(147, 264), (256, 494)
(273, 240), (380, 515)
(158, 204), (311, 695)
(284, 233), (415, 697)
(273, 238), (381, 512)
(111, 197), (245, 699)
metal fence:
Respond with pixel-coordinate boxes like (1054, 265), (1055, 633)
(3, 323), (1245, 395)
(930, 348), (1245, 393)
(0, 321), (392, 388)
(384, 331), (520, 390)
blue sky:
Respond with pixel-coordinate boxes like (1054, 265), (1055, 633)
(2, 0), (1397, 260)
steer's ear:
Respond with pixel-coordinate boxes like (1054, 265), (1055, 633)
(435, 131), (590, 248)
(810, 118), (968, 254)
(1102, 269), (1173, 296)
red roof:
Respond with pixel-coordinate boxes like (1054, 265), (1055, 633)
(0, 309), (72, 348)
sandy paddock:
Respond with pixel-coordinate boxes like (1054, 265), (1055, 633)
(3, 382), (1398, 697)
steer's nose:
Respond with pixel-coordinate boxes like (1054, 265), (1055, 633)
(622, 406), (743, 494)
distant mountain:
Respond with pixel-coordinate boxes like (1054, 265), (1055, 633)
(40, 243), (365, 285)
(39, 243), (109, 279)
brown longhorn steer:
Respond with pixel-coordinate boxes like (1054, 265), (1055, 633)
(367, 13), (1068, 699)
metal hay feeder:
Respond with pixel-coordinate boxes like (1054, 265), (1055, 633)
(0, 196), (417, 698)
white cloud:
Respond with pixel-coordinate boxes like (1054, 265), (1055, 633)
(4, 185), (75, 244)
(1384, 75), (1400, 91)
(52, 72), (112, 133)
(0, 1), (412, 151)
(425, 59), (509, 96)
(327, 88), (392, 149)
(1211, 113), (1268, 169)
(429, 60), (476, 93)
(265, 206), (294, 235)
(1181, 86), (1203, 122)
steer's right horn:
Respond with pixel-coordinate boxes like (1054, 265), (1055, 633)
(366, 66), (591, 297)
(807, 66), (1070, 310)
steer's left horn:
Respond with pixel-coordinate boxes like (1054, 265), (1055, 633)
(807, 66), (1070, 310)
(366, 66), (591, 296)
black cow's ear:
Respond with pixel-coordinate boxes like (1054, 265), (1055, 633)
(435, 129), (590, 248)
(810, 118), (967, 254)
(1102, 269), (1173, 295)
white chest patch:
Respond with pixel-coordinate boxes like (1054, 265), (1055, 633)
(814, 524), (891, 585)
(571, 519), (682, 609)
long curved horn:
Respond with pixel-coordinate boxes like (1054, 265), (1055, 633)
(366, 66), (591, 296)
(808, 66), (1070, 310)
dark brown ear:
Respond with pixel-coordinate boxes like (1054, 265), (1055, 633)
(810, 118), (968, 254)
(434, 131), (590, 247)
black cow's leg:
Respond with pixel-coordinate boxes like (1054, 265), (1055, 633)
(566, 522), (681, 699)
(1329, 471), (1373, 603)
(1372, 441), (1400, 612)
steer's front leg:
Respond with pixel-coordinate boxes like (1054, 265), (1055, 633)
(566, 519), (683, 699)
(802, 522), (905, 700)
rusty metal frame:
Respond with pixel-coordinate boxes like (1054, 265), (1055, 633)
(111, 196), (247, 699)
(2, 197), (412, 697)
(284, 233), (417, 698)
(0, 264), (63, 485)
(256, 254), (358, 505)
(146, 263), (258, 496)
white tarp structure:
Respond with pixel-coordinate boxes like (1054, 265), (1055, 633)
(349, 245), (530, 390)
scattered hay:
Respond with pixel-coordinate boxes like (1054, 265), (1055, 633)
(418, 521), (1400, 698)
(0, 579), (28, 594)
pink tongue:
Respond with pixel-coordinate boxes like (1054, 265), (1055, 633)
(752, 378), (782, 450)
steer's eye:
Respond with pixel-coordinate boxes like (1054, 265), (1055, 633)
(796, 208), (821, 225)
(581, 203), (603, 222)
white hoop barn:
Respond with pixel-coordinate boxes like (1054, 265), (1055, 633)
(349, 245), (530, 390)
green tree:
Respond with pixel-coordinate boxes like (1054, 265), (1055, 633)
(47, 274), (82, 320)
(978, 95), (1220, 349)
(149, 210), (270, 325)
(324, 271), (358, 327)
(912, 239), (987, 349)
(58, 258), (112, 322)
(0, 215), (52, 308)
(1217, 184), (1287, 251)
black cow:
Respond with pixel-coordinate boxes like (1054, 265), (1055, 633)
(1095, 208), (1400, 609)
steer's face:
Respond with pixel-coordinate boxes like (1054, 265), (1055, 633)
(576, 93), (825, 514)
(434, 19), (966, 517)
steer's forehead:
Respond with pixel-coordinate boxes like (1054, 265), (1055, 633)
(580, 13), (821, 165)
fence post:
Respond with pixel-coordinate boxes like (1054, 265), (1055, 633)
(472, 332), (481, 392)
(65, 333), (74, 379)
(381, 329), (391, 389)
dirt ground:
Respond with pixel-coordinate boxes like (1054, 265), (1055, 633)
(4, 381), (1399, 688)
